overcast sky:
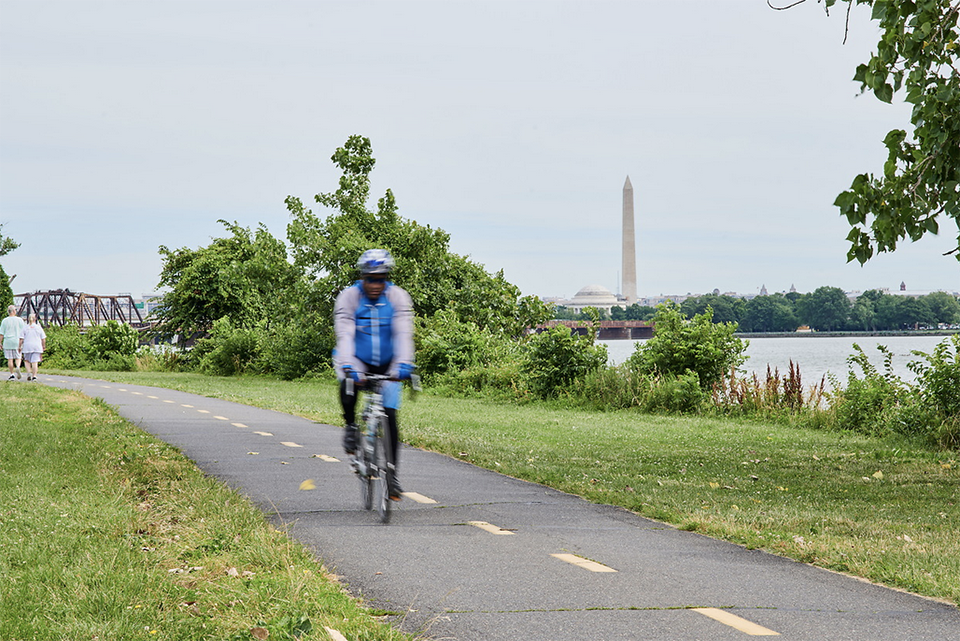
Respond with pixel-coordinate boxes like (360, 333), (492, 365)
(2, 0), (957, 301)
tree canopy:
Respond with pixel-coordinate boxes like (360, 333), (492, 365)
(285, 135), (550, 337)
(778, 0), (960, 264)
(153, 220), (299, 338)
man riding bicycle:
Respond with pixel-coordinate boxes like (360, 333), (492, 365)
(334, 249), (415, 500)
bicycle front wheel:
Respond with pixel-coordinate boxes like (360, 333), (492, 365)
(374, 415), (392, 523)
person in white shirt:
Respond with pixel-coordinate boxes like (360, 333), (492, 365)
(1, 305), (25, 380)
(19, 314), (46, 381)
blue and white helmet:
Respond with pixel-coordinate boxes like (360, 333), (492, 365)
(356, 248), (395, 275)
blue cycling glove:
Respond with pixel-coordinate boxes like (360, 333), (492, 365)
(398, 363), (415, 381)
(342, 366), (363, 383)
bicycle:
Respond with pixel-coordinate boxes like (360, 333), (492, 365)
(348, 373), (418, 523)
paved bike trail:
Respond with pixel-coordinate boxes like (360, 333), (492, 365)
(43, 375), (960, 640)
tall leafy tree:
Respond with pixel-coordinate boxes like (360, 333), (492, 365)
(796, 286), (852, 331)
(153, 220), (298, 337)
(286, 135), (549, 338)
(0, 224), (19, 309)
(778, 1), (960, 264)
(679, 294), (745, 325)
(742, 293), (800, 332)
(924, 290), (960, 324)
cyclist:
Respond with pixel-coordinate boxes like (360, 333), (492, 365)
(334, 249), (415, 500)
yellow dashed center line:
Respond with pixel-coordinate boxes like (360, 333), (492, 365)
(281, 442), (303, 448)
(232, 423), (248, 428)
(163, 400), (174, 404)
(147, 395), (158, 399)
(551, 553), (617, 573)
(254, 431), (273, 437)
(403, 492), (437, 504)
(468, 520), (514, 535)
(197, 410), (210, 414)
(181, 404), (193, 408)
(131, 392), (142, 396)
(118, 388), (127, 392)
(692, 608), (779, 636)
(100, 385), (111, 389)
(213, 416), (229, 421)
(314, 454), (339, 462)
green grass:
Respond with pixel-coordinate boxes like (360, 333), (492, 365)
(0, 382), (413, 641)
(40, 370), (960, 605)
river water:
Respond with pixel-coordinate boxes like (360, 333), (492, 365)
(600, 334), (955, 386)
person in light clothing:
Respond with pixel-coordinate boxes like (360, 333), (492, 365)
(19, 314), (46, 381)
(1, 305), (25, 380)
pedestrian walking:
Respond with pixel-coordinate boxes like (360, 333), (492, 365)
(1, 305), (25, 380)
(19, 314), (46, 381)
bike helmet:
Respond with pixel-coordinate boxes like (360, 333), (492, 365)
(356, 248), (395, 275)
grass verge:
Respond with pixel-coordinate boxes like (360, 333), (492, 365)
(0, 382), (411, 641)
(41, 370), (960, 605)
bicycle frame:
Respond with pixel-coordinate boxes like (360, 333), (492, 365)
(351, 374), (395, 523)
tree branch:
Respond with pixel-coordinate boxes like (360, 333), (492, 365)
(767, 0), (808, 10)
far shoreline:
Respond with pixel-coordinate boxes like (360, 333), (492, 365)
(734, 330), (960, 339)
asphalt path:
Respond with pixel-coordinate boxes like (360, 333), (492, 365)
(41, 375), (960, 640)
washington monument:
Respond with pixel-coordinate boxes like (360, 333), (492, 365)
(622, 176), (637, 303)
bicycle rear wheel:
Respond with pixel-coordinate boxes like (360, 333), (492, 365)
(374, 415), (391, 523)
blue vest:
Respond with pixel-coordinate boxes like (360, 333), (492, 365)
(353, 282), (397, 367)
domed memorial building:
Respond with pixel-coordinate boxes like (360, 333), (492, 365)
(564, 284), (621, 314)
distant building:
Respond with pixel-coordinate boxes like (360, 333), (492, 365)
(561, 284), (621, 314)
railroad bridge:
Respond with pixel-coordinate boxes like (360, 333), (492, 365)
(14, 290), (148, 329)
(536, 320), (654, 340)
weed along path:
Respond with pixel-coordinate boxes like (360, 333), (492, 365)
(43, 375), (959, 641)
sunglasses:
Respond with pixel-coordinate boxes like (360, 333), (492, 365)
(364, 276), (387, 283)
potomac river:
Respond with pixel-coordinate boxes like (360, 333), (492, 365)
(600, 334), (956, 386)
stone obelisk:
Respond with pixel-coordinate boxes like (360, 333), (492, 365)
(622, 176), (637, 304)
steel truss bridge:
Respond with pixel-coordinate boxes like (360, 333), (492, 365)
(14, 290), (148, 329)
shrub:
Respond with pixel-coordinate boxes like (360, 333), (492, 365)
(260, 321), (332, 380)
(134, 346), (183, 372)
(830, 344), (911, 436)
(629, 302), (746, 389)
(87, 320), (140, 360)
(522, 324), (607, 399)
(909, 334), (960, 420)
(196, 318), (262, 376)
(415, 311), (525, 398)
(42, 325), (89, 369)
(580, 365), (706, 414)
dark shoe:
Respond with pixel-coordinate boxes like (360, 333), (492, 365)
(342, 424), (358, 455)
(388, 474), (403, 501)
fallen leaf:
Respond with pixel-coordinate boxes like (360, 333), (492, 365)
(299, 479), (317, 491)
(872, 470), (884, 480)
(247, 452), (259, 456)
(709, 482), (720, 489)
(251, 627), (269, 640)
(226, 567), (239, 577)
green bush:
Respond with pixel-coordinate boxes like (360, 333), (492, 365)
(580, 364), (706, 413)
(87, 320), (139, 360)
(830, 344), (911, 436)
(260, 321), (333, 380)
(196, 318), (262, 376)
(42, 325), (89, 369)
(629, 302), (746, 389)
(134, 346), (183, 372)
(522, 324), (607, 399)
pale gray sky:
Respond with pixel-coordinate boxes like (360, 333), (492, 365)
(1, 0), (957, 300)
